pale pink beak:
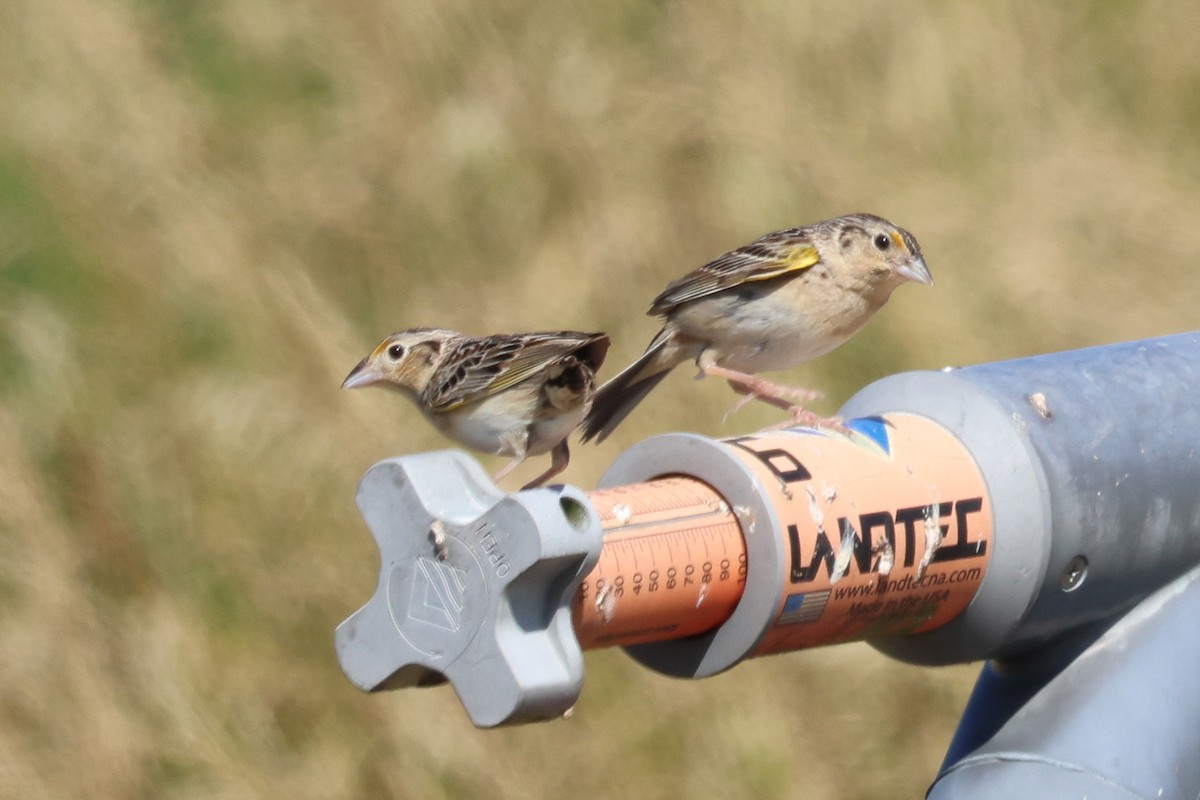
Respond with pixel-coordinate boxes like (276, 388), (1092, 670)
(341, 358), (384, 389)
(897, 256), (933, 286)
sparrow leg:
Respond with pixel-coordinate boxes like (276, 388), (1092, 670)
(520, 440), (570, 490)
(491, 456), (526, 485)
(704, 365), (847, 432)
(491, 430), (529, 485)
(703, 364), (822, 405)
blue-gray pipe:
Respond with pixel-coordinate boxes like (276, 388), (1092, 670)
(927, 566), (1200, 799)
(842, 331), (1200, 798)
(842, 331), (1200, 665)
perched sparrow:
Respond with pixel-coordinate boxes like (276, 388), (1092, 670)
(580, 213), (932, 443)
(343, 329), (609, 489)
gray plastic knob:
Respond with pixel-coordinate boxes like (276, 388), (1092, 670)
(334, 450), (603, 727)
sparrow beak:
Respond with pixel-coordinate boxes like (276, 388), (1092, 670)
(897, 256), (933, 286)
(341, 358), (383, 389)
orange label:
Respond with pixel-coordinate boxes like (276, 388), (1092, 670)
(725, 414), (992, 654)
(574, 477), (747, 649)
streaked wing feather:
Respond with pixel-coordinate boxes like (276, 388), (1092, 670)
(427, 332), (603, 410)
(649, 229), (820, 315)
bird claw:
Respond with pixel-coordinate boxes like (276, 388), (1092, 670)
(764, 382), (823, 404)
(759, 409), (851, 435)
(722, 393), (760, 424)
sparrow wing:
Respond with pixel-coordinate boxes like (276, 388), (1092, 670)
(649, 228), (820, 316)
(426, 332), (609, 411)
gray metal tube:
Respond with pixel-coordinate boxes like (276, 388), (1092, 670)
(840, 332), (1200, 664)
(927, 565), (1200, 799)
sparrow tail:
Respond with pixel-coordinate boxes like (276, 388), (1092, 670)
(580, 331), (678, 444)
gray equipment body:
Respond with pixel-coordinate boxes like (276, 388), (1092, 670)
(926, 566), (1200, 799)
(841, 331), (1200, 797)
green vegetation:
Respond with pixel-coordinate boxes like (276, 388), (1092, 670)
(3, 1), (1200, 797)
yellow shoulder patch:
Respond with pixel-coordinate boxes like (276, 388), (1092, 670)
(744, 244), (820, 282)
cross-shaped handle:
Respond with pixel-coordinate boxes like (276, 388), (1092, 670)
(334, 450), (603, 727)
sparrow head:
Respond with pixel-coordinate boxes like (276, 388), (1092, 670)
(825, 213), (933, 294)
(341, 328), (459, 395)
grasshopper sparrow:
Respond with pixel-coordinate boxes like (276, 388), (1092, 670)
(581, 213), (932, 443)
(344, 329), (609, 489)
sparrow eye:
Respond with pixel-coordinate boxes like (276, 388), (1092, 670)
(386, 343), (406, 360)
(873, 233), (891, 252)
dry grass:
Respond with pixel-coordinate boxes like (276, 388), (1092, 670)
(2, 0), (1199, 797)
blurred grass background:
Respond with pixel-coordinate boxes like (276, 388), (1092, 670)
(2, 0), (1200, 797)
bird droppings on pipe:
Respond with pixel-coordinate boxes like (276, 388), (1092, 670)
(734, 505), (755, 534)
(594, 583), (616, 623)
(917, 505), (944, 580)
(1027, 391), (1052, 420)
(429, 519), (449, 561)
(874, 535), (895, 576)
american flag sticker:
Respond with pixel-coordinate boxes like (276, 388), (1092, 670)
(778, 590), (831, 625)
